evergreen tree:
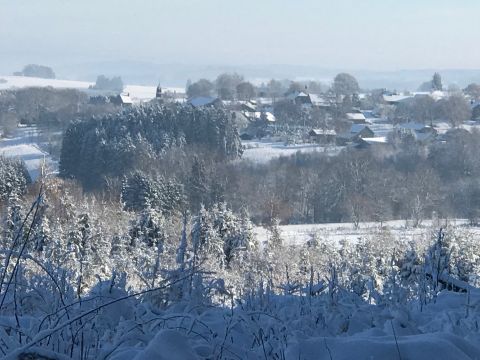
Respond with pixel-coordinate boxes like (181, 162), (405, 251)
(425, 229), (452, 293)
(2, 195), (24, 249)
(129, 207), (167, 287)
(188, 157), (210, 212)
(67, 213), (95, 296)
(121, 172), (159, 211)
(432, 72), (443, 91)
(0, 157), (30, 202)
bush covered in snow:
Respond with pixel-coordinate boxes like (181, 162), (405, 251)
(1, 180), (480, 358)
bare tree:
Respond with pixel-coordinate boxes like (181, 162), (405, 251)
(236, 81), (256, 100)
(435, 94), (471, 127)
(332, 73), (360, 96)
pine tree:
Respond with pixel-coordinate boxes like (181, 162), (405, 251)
(187, 157), (209, 212)
(121, 172), (159, 211)
(0, 158), (30, 201)
(129, 207), (166, 287)
(267, 218), (283, 252)
(158, 178), (184, 215)
(191, 205), (224, 268)
(239, 208), (257, 251)
(2, 195), (25, 249)
(432, 72), (443, 91)
(425, 229), (452, 293)
(32, 215), (51, 252)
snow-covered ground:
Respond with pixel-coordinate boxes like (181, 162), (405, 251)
(435, 121), (480, 135)
(242, 139), (343, 163)
(255, 219), (476, 247)
(0, 126), (56, 181)
(108, 288), (480, 359)
(0, 75), (185, 102)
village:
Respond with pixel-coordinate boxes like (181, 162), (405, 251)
(53, 74), (474, 159)
(162, 73), (480, 160)
(2, 70), (480, 169)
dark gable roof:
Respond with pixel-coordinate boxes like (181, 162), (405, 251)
(188, 96), (220, 108)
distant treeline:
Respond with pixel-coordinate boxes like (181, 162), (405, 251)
(14, 64), (55, 79)
(89, 75), (124, 92)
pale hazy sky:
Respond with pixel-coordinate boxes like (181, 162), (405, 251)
(1, 0), (479, 71)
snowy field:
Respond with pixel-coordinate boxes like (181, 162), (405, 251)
(0, 126), (56, 181)
(0, 75), (185, 102)
(255, 219), (477, 247)
(242, 139), (343, 163)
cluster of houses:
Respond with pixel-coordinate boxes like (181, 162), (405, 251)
(308, 120), (440, 149)
(88, 84), (181, 106)
(240, 89), (480, 149)
(91, 82), (480, 150)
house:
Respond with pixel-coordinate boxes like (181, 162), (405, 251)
(337, 124), (374, 145)
(255, 111), (276, 123)
(382, 93), (413, 105)
(236, 109), (276, 140)
(397, 122), (437, 143)
(240, 100), (257, 113)
(109, 93), (133, 106)
(308, 128), (336, 144)
(308, 94), (331, 108)
(362, 110), (378, 119)
(231, 111), (250, 132)
(240, 100), (258, 119)
(188, 96), (223, 108)
(120, 93), (133, 106)
(243, 110), (276, 123)
(346, 111), (367, 124)
(285, 91), (312, 106)
(355, 136), (389, 149)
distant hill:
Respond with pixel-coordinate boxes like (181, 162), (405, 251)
(52, 61), (480, 90)
(3, 60), (480, 91)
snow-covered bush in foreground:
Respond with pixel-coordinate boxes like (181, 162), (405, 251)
(2, 273), (480, 359)
(2, 188), (480, 358)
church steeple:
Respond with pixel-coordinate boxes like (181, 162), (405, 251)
(156, 83), (162, 98)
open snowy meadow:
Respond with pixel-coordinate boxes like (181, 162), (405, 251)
(242, 139), (343, 163)
(0, 75), (185, 102)
(254, 218), (478, 247)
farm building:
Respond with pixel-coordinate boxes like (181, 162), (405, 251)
(286, 91), (312, 106)
(355, 136), (389, 149)
(397, 122), (438, 143)
(308, 128), (336, 144)
(110, 93), (133, 106)
(337, 124), (374, 145)
(346, 111), (367, 124)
